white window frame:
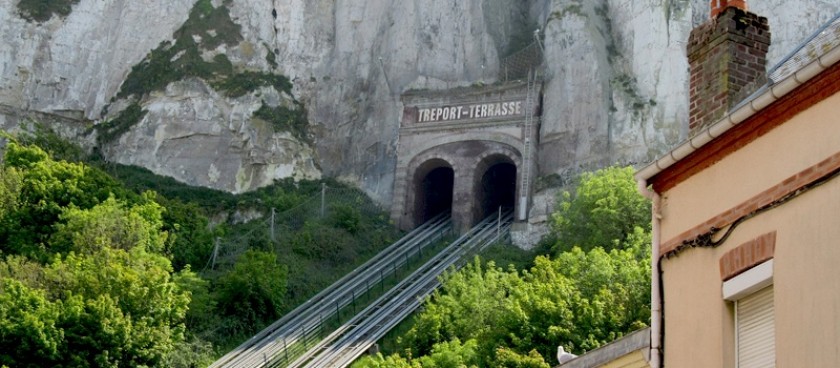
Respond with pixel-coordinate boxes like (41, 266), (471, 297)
(722, 259), (775, 368)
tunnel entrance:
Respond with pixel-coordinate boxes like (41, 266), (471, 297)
(414, 162), (455, 224)
(477, 161), (517, 221)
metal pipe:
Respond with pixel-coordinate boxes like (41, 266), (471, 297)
(637, 178), (662, 368)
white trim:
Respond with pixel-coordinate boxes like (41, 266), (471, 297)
(635, 43), (840, 183)
(723, 259), (774, 301)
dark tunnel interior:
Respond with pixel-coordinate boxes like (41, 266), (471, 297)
(418, 166), (454, 223)
(479, 162), (517, 220)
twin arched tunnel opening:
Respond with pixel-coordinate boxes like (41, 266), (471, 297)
(418, 166), (455, 223)
(478, 161), (517, 220)
(413, 156), (517, 228)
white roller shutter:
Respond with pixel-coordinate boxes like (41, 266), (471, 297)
(737, 285), (775, 368)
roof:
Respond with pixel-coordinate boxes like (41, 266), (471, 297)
(636, 12), (840, 185)
(557, 328), (650, 368)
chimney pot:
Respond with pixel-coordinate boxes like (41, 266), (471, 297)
(711, 0), (748, 19)
(687, 5), (769, 135)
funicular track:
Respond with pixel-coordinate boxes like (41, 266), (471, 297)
(210, 213), (453, 368)
(287, 210), (514, 368)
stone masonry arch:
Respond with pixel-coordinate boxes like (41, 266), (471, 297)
(391, 82), (541, 233)
(396, 141), (523, 232)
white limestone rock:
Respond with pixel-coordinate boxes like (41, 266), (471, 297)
(1, 0), (839, 202)
(103, 78), (319, 193)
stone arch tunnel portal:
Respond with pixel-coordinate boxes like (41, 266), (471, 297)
(414, 160), (455, 223)
(477, 158), (517, 221)
(392, 81), (542, 233)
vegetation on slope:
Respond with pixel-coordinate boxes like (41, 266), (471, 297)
(0, 130), (399, 365)
(103, 0), (304, 145)
(354, 166), (651, 367)
(17, 0), (79, 22)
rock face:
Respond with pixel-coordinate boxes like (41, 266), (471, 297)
(1, 0), (839, 202)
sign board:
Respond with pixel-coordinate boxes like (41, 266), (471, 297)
(411, 100), (525, 124)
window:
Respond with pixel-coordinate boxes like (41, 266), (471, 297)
(723, 260), (775, 368)
(736, 285), (775, 368)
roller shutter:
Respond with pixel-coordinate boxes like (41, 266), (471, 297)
(737, 286), (775, 368)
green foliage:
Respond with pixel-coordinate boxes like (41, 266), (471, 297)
(0, 166), (22, 218)
(329, 203), (362, 234)
(165, 335), (216, 368)
(95, 103), (147, 145)
(174, 0), (242, 50)
(211, 71), (292, 98)
(0, 278), (62, 366)
(352, 338), (480, 368)
(1, 134), (401, 361)
(51, 194), (168, 255)
(0, 140), (195, 366)
(116, 0), (293, 103)
(173, 267), (216, 330)
(369, 166), (654, 367)
(117, 0), (242, 99)
(17, 122), (87, 163)
(387, 240), (650, 366)
(551, 166), (650, 253)
(215, 249), (287, 334)
(253, 101), (310, 143)
(16, 0), (79, 22)
(45, 248), (190, 366)
(100, 162), (321, 214)
(494, 348), (551, 368)
(0, 142), (132, 260)
(159, 197), (216, 270)
(109, 0), (300, 143)
(0, 248), (191, 367)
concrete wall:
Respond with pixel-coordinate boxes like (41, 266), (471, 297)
(658, 91), (840, 367)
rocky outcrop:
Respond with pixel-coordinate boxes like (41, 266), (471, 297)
(1, 0), (839, 202)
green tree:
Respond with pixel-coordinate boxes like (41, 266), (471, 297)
(494, 348), (550, 368)
(551, 166), (650, 252)
(363, 166), (653, 367)
(352, 338), (480, 368)
(0, 142), (129, 260)
(216, 249), (288, 333)
(0, 278), (63, 367)
(400, 259), (520, 361)
(0, 140), (192, 366)
(45, 248), (190, 366)
(50, 193), (168, 255)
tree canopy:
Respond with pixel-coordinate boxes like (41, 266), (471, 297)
(551, 166), (650, 253)
(0, 141), (192, 367)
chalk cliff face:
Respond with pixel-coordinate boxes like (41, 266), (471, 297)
(1, 0), (838, 200)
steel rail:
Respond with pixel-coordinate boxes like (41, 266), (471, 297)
(292, 212), (513, 368)
(211, 213), (453, 368)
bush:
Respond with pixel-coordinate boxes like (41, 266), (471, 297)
(551, 166), (650, 253)
(215, 249), (287, 333)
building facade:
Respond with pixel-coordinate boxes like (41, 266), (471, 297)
(636, 2), (840, 367)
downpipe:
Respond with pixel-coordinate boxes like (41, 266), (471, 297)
(637, 178), (662, 368)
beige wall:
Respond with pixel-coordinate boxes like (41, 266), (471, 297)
(660, 92), (840, 241)
(659, 91), (840, 367)
(601, 351), (649, 368)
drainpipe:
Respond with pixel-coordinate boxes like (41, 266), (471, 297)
(637, 178), (662, 368)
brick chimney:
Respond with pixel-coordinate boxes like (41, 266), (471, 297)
(687, 1), (770, 134)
